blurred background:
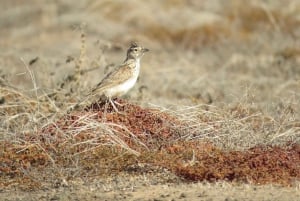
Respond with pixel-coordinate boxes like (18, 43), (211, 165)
(0, 0), (299, 115)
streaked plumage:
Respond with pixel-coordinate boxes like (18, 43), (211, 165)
(74, 42), (149, 111)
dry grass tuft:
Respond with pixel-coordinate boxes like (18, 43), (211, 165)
(142, 23), (231, 49)
(1, 98), (299, 190)
(224, 2), (300, 37)
(139, 2), (300, 48)
(42, 98), (184, 152)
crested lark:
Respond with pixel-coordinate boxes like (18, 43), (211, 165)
(76, 42), (149, 111)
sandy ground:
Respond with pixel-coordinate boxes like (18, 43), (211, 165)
(1, 173), (300, 201)
(1, 0), (300, 200)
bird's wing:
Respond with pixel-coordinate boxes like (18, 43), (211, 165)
(73, 62), (134, 109)
(91, 62), (134, 92)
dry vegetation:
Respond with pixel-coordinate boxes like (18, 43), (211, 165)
(1, 93), (299, 190)
(0, 0), (300, 198)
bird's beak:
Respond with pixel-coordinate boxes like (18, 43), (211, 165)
(143, 48), (149, 52)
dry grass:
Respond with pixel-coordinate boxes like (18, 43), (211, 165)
(0, 0), (300, 192)
(0, 88), (299, 190)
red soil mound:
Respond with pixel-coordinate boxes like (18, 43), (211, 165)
(152, 141), (300, 186)
(1, 99), (299, 189)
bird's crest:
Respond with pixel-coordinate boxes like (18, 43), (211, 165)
(130, 41), (139, 48)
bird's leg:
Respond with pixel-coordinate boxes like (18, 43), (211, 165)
(113, 98), (128, 107)
(101, 99), (109, 121)
(109, 97), (119, 113)
(114, 100), (124, 106)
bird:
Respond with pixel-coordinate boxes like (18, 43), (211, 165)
(73, 42), (149, 112)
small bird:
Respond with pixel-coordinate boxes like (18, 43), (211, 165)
(74, 42), (149, 111)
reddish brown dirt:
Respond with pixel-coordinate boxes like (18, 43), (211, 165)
(1, 100), (299, 191)
(152, 141), (300, 186)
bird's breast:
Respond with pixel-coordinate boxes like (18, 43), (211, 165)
(104, 62), (140, 98)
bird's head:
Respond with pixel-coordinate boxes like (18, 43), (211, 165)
(126, 42), (149, 60)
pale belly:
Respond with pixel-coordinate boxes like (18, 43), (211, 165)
(104, 75), (138, 98)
